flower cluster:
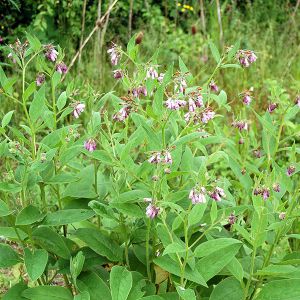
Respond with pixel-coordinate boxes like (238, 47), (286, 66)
(56, 62), (68, 74)
(132, 86), (147, 98)
(232, 120), (248, 131)
(148, 151), (172, 165)
(36, 73), (45, 86)
(267, 103), (278, 113)
(107, 44), (121, 65)
(236, 50), (257, 67)
(113, 105), (132, 122)
(189, 187), (206, 204)
(241, 88), (253, 105)
(286, 165), (296, 176)
(144, 198), (160, 219)
(209, 81), (219, 93)
(84, 138), (97, 152)
(165, 98), (187, 110)
(146, 67), (158, 80)
(44, 45), (59, 62)
(73, 103), (86, 119)
(209, 187), (226, 202)
(253, 187), (270, 200)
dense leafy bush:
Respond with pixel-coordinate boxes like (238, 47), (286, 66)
(0, 32), (299, 299)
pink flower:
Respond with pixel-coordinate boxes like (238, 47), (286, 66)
(36, 74), (45, 86)
(84, 139), (97, 152)
(73, 103), (85, 118)
(209, 81), (219, 92)
(228, 213), (236, 225)
(267, 103), (278, 113)
(148, 152), (162, 164)
(239, 56), (250, 67)
(286, 165), (296, 176)
(188, 99), (196, 112)
(272, 183), (280, 193)
(248, 52), (257, 63)
(146, 67), (158, 79)
(209, 187), (226, 202)
(7, 52), (16, 64)
(45, 47), (58, 62)
(113, 106), (130, 121)
(143, 198), (153, 203)
(189, 187), (206, 204)
(237, 50), (257, 67)
(56, 62), (68, 74)
(262, 188), (270, 200)
(279, 212), (286, 220)
(232, 120), (248, 131)
(243, 94), (252, 105)
(107, 44), (121, 65)
(165, 99), (186, 110)
(164, 151), (172, 164)
(201, 109), (215, 123)
(146, 204), (160, 219)
(195, 94), (204, 107)
(158, 73), (165, 83)
(295, 96), (300, 107)
(113, 69), (123, 79)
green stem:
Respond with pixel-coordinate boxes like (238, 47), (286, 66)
(146, 218), (151, 280)
(51, 80), (57, 129)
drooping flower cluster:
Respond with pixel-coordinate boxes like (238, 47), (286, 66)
(113, 69), (123, 79)
(253, 187), (270, 200)
(36, 73), (45, 86)
(73, 103), (86, 119)
(146, 67), (159, 80)
(236, 50), (257, 67)
(279, 212), (286, 220)
(107, 44), (121, 65)
(84, 138), (97, 152)
(148, 151), (172, 165)
(44, 45), (59, 62)
(267, 103), (278, 113)
(253, 149), (262, 158)
(144, 198), (160, 219)
(286, 165), (296, 176)
(132, 86), (147, 98)
(174, 73), (188, 93)
(56, 62), (68, 74)
(228, 213), (236, 225)
(113, 105), (132, 122)
(232, 120), (248, 131)
(241, 89), (253, 106)
(209, 187), (226, 202)
(189, 187), (206, 204)
(209, 80), (219, 93)
(165, 98), (187, 110)
(272, 183), (280, 193)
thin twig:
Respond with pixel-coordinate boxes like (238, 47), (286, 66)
(78, 0), (87, 65)
(62, 0), (118, 81)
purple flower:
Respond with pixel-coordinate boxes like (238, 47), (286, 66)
(248, 52), (257, 63)
(84, 139), (97, 152)
(113, 106), (130, 121)
(148, 152), (162, 164)
(188, 99), (196, 112)
(209, 81), (219, 92)
(113, 69), (123, 79)
(267, 103), (278, 113)
(45, 47), (58, 62)
(228, 213), (236, 225)
(56, 62), (68, 74)
(286, 165), (296, 176)
(177, 78), (187, 93)
(189, 187), (206, 204)
(7, 52), (16, 64)
(232, 120), (248, 131)
(272, 183), (280, 193)
(201, 109), (215, 123)
(184, 112), (192, 122)
(73, 103), (85, 118)
(237, 50), (257, 67)
(253, 149), (262, 158)
(158, 73), (165, 83)
(107, 44), (121, 65)
(209, 187), (226, 202)
(253, 188), (262, 196)
(0, 36), (3, 44)
(146, 67), (158, 79)
(295, 96), (300, 107)
(279, 212), (286, 220)
(146, 204), (160, 219)
(195, 94), (204, 107)
(243, 94), (252, 105)
(262, 188), (270, 200)
(164, 151), (172, 164)
(138, 86), (147, 97)
(36, 74), (45, 86)
(165, 99), (186, 110)
(239, 56), (250, 67)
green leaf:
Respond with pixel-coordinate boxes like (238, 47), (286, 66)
(110, 266), (133, 300)
(29, 85), (46, 123)
(210, 200), (217, 223)
(255, 279), (300, 300)
(16, 205), (45, 225)
(154, 256), (207, 286)
(43, 209), (95, 226)
(26, 33), (42, 52)
(3, 281), (27, 300)
(209, 41), (221, 63)
(194, 238), (242, 257)
(0, 182), (22, 193)
(77, 272), (111, 300)
(209, 277), (243, 300)
(75, 228), (123, 262)
(57, 91), (68, 111)
(220, 64), (241, 69)
(32, 227), (71, 259)
(176, 287), (196, 300)
(153, 85), (164, 115)
(22, 286), (73, 300)
(0, 244), (20, 267)
(70, 251), (85, 283)
(24, 248), (48, 281)
(23, 82), (36, 102)
(196, 243), (242, 281)
(0, 227), (27, 240)
(188, 202), (207, 226)
(163, 242), (186, 256)
(0, 199), (12, 216)
(226, 258), (244, 282)
(52, 72), (62, 88)
(2, 110), (14, 128)
(74, 292), (90, 300)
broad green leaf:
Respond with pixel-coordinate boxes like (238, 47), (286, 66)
(2, 110), (14, 128)
(29, 85), (46, 123)
(57, 91), (67, 111)
(52, 72), (62, 88)
(110, 266), (133, 300)
(24, 248), (48, 281)
(43, 209), (95, 226)
(255, 279), (300, 300)
(77, 272), (111, 300)
(163, 242), (186, 256)
(75, 228), (123, 262)
(23, 82), (36, 102)
(176, 287), (196, 300)
(0, 199), (12, 216)
(226, 257), (244, 282)
(209, 41), (221, 63)
(210, 200), (217, 223)
(3, 281), (27, 300)
(16, 205), (45, 225)
(153, 85), (164, 115)
(22, 286), (73, 300)
(188, 202), (207, 226)
(0, 244), (20, 267)
(0, 182), (22, 193)
(74, 292), (90, 300)
(0, 227), (27, 240)
(70, 251), (85, 282)
(26, 33), (42, 51)
(32, 227), (71, 259)
(209, 277), (243, 300)
(196, 243), (242, 281)
(154, 256), (207, 286)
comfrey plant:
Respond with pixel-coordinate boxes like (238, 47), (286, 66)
(0, 34), (299, 300)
